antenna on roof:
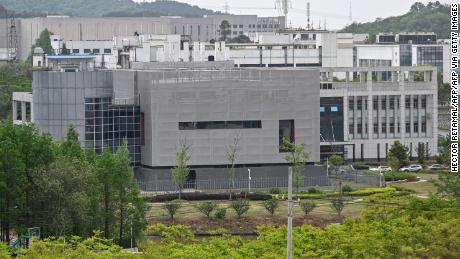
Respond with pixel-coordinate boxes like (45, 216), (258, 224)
(306, 2), (311, 30)
(318, 18), (321, 30)
(224, 2), (230, 14)
(324, 18), (327, 30)
(349, 1), (353, 24)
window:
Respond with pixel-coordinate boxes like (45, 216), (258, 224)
(373, 97), (378, 110)
(357, 123), (362, 134)
(389, 97), (395, 110)
(349, 123), (354, 134)
(381, 96), (387, 110)
(357, 99), (362, 110)
(349, 98), (355, 110)
(405, 96), (411, 109)
(331, 106), (339, 112)
(179, 120), (262, 130)
(382, 123), (387, 133)
(421, 96), (427, 108)
(104, 49), (111, 54)
(414, 122), (419, 132)
(279, 120), (294, 152)
(72, 49), (79, 54)
(93, 49), (100, 54)
(421, 122), (426, 133)
(233, 25), (237, 28)
(374, 123), (378, 134)
(239, 24), (243, 28)
(390, 122), (395, 133)
(84, 49), (91, 53)
(320, 106), (325, 113)
(413, 97), (419, 108)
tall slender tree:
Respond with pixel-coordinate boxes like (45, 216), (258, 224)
(172, 140), (191, 200)
(227, 134), (240, 200)
(281, 138), (310, 194)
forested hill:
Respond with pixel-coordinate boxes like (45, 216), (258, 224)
(341, 2), (451, 40)
(0, 0), (219, 18)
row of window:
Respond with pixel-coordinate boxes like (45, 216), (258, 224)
(179, 120), (262, 130)
(72, 48), (112, 54)
(348, 96), (427, 111)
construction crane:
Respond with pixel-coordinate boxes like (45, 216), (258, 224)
(6, 12), (19, 63)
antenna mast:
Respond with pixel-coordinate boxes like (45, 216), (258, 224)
(349, 1), (353, 24)
(276, 0), (291, 29)
(307, 2), (311, 30)
(224, 2), (230, 14)
(6, 13), (18, 63)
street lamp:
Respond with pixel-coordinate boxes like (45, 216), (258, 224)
(248, 169), (251, 193)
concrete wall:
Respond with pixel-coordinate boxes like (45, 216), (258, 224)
(32, 71), (113, 141)
(136, 69), (320, 168)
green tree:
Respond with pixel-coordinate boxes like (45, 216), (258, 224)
(28, 29), (54, 62)
(219, 20), (231, 42)
(113, 141), (145, 246)
(60, 125), (85, 160)
(228, 35), (252, 43)
(172, 141), (191, 200)
(227, 134), (240, 200)
(387, 155), (400, 177)
(0, 63), (32, 120)
(436, 172), (460, 198)
(281, 138), (310, 194)
(95, 147), (117, 239)
(388, 141), (409, 167)
(416, 143), (426, 165)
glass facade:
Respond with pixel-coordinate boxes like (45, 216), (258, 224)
(85, 98), (141, 165)
(320, 97), (344, 142)
(417, 46), (443, 72)
(399, 45), (412, 66)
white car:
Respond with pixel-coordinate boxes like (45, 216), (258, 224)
(400, 164), (423, 172)
(369, 166), (392, 172)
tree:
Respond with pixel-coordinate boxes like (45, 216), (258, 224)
(196, 201), (217, 219)
(262, 199), (279, 216)
(230, 199), (250, 218)
(436, 172), (460, 198)
(113, 141), (145, 246)
(0, 63), (33, 120)
(416, 143), (426, 165)
(227, 134), (240, 200)
(163, 200), (181, 221)
(95, 147), (117, 239)
(300, 201), (317, 216)
(219, 20), (231, 42)
(410, 2), (426, 12)
(28, 29), (54, 62)
(172, 141), (191, 200)
(388, 141), (409, 167)
(281, 138), (310, 194)
(61, 43), (71, 55)
(387, 155), (400, 176)
(331, 199), (345, 218)
(60, 125), (85, 160)
(437, 135), (451, 164)
(228, 35), (252, 43)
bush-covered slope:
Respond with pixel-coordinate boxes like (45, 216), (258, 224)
(341, 2), (451, 40)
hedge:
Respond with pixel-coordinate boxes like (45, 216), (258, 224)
(272, 187), (397, 199)
(145, 192), (272, 202)
(384, 172), (418, 182)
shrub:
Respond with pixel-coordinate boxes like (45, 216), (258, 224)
(331, 199), (345, 217)
(262, 199), (279, 216)
(163, 200), (182, 221)
(269, 187), (281, 194)
(353, 163), (370, 170)
(231, 199), (250, 217)
(215, 208), (227, 219)
(196, 201), (218, 219)
(307, 188), (321, 194)
(384, 172), (418, 182)
(300, 201), (317, 216)
(146, 192), (271, 202)
(342, 185), (353, 193)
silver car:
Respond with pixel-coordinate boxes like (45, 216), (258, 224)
(400, 164), (423, 172)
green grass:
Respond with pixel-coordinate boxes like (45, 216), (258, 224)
(146, 199), (366, 221)
(388, 173), (439, 196)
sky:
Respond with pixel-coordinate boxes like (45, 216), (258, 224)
(135, 0), (458, 30)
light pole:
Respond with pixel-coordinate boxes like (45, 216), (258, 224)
(248, 169), (251, 193)
(287, 167), (293, 259)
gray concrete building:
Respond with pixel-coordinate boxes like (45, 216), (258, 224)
(29, 67), (320, 181)
(1, 14), (285, 61)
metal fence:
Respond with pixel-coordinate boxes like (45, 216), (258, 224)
(138, 171), (383, 193)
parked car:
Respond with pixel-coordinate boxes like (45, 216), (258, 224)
(369, 166), (392, 172)
(428, 164), (446, 171)
(400, 164), (423, 172)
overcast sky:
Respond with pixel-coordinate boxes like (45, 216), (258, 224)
(136, 0), (457, 30)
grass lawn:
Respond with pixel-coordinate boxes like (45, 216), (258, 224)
(388, 172), (439, 196)
(146, 198), (365, 222)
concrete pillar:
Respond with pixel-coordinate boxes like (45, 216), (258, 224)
(410, 95), (414, 137)
(343, 95), (349, 141)
(353, 96), (358, 137)
(21, 101), (26, 122)
(386, 95), (390, 138)
(418, 94), (422, 137)
(368, 95), (373, 140)
(377, 95), (382, 137)
(12, 100), (17, 120)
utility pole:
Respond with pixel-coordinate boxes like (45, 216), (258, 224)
(287, 167), (293, 259)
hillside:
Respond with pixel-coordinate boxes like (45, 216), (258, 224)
(341, 2), (451, 40)
(0, 0), (219, 18)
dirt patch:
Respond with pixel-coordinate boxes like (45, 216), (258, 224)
(149, 215), (341, 234)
